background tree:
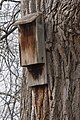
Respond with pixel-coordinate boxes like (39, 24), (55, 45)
(0, 1), (21, 119)
(20, 0), (80, 120)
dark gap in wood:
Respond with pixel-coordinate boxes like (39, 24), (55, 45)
(27, 63), (45, 79)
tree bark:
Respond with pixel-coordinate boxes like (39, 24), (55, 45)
(20, 0), (80, 120)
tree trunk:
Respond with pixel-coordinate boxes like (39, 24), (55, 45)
(20, 0), (80, 120)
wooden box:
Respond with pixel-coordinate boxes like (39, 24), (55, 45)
(14, 13), (47, 86)
(14, 12), (46, 66)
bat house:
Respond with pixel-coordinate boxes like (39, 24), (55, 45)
(14, 12), (47, 86)
(14, 12), (46, 66)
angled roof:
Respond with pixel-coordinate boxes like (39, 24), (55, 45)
(14, 12), (42, 25)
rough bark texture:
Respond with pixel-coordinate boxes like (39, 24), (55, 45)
(20, 0), (80, 120)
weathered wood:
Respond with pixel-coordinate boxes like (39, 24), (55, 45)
(27, 63), (47, 86)
(16, 13), (46, 66)
(19, 22), (37, 66)
(16, 12), (47, 86)
(14, 12), (42, 25)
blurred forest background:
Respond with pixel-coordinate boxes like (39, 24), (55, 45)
(0, 1), (21, 119)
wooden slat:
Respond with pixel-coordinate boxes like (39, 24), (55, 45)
(27, 64), (47, 86)
(19, 22), (38, 66)
(18, 14), (46, 66)
(14, 12), (42, 25)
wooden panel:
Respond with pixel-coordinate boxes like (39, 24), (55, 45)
(27, 63), (47, 86)
(19, 22), (38, 66)
(36, 15), (46, 63)
(14, 12), (42, 25)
